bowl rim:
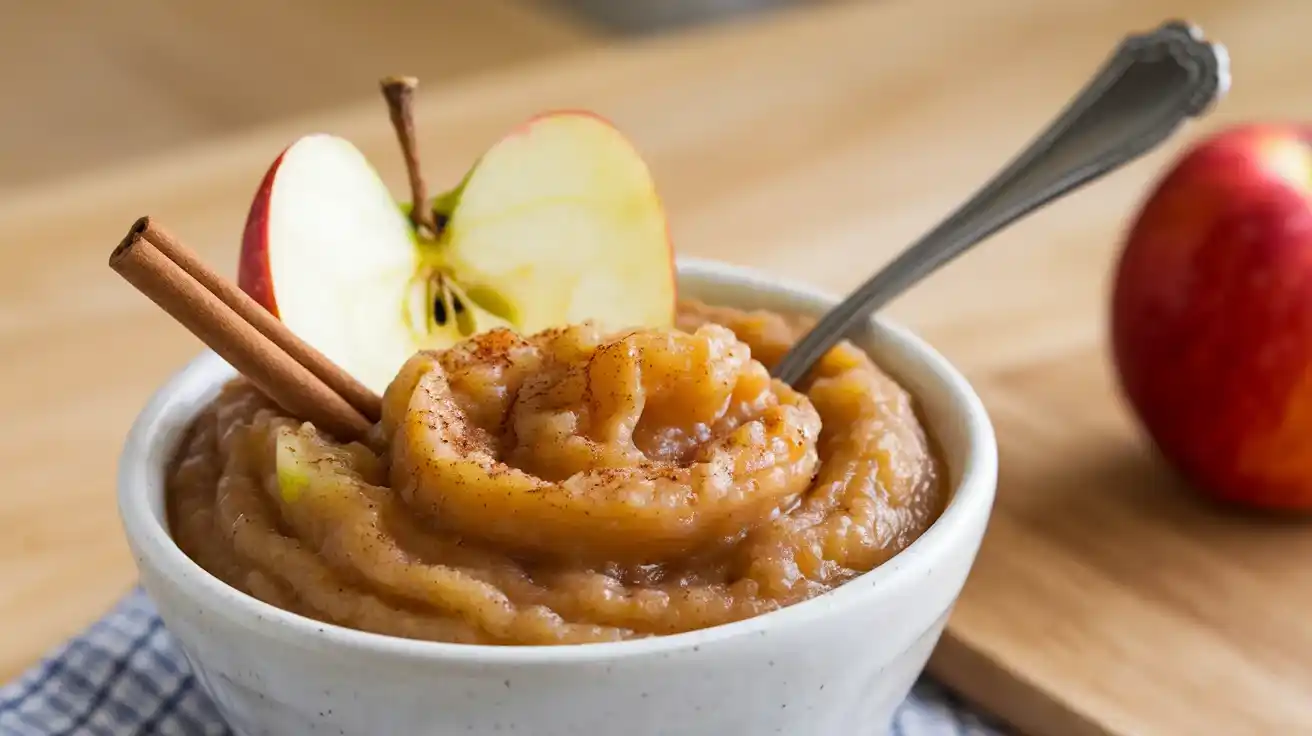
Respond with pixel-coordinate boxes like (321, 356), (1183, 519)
(117, 256), (997, 665)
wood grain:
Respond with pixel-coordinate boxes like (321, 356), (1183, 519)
(0, 0), (596, 194)
(1, 0), (1309, 733)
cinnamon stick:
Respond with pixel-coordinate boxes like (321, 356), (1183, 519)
(109, 225), (374, 441)
(380, 75), (438, 238)
(125, 216), (382, 423)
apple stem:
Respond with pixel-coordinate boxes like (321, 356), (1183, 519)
(380, 76), (439, 239)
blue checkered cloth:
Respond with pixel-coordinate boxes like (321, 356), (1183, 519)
(0, 589), (1007, 735)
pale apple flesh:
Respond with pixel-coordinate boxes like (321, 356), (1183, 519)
(430, 112), (676, 334)
(238, 134), (507, 395)
(239, 112), (676, 398)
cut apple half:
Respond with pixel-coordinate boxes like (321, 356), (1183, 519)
(239, 110), (676, 396)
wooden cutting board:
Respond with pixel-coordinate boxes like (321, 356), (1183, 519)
(2, 0), (1311, 733)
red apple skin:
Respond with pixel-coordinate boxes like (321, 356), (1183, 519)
(1111, 123), (1312, 511)
(236, 147), (287, 317)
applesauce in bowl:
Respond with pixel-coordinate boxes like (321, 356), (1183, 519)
(166, 294), (945, 645)
(118, 259), (996, 735)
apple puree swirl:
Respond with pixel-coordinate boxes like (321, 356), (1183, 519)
(167, 301), (946, 645)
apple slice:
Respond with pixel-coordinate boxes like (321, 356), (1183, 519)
(429, 111), (676, 335)
(239, 79), (675, 396)
(238, 133), (508, 395)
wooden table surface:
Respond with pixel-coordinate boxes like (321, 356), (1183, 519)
(2, 0), (1308, 733)
(0, 0), (597, 195)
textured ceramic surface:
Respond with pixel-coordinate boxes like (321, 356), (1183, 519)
(117, 259), (998, 736)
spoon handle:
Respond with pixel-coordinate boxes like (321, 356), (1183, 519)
(771, 21), (1229, 386)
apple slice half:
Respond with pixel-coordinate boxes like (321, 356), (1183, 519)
(239, 133), (472, 396)
(431, 112), (676, 335)
(239, 113), (676, 397)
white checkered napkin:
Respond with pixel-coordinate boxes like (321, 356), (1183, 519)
(0, 591), (229, 736)
(0, 589), (1007, 736)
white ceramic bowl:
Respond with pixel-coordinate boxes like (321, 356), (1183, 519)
(117, 259), (997, 736)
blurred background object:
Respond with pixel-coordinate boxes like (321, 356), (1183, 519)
(547, 0), (802, 33)
(0, 0), (846, 194)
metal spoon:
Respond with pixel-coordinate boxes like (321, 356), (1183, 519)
(771, 20), (1229, 386)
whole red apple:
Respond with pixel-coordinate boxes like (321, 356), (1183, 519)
(1111, 123), (1312, 511)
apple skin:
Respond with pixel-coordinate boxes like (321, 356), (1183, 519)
(237, 147), (285, 316)
(1110, 122), (1312, 511)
